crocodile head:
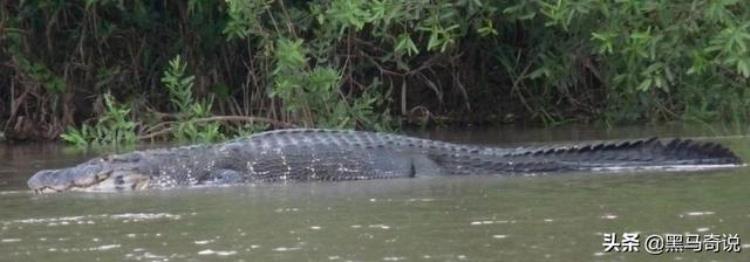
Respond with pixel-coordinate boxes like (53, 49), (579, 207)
(28, 153), (151, 194)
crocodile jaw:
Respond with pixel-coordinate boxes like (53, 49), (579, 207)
(28, 169), (150, 194)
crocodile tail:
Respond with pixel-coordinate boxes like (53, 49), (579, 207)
(509, 137), (742, 170)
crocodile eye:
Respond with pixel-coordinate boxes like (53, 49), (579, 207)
(95, 170), (111, 181)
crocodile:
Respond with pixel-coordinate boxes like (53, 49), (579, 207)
(27, 129), (742, 193)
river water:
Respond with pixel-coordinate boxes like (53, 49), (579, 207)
(1, 125), (748, 261)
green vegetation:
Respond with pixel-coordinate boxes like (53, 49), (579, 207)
(60, 93), (137, 147)
(1, 1), (749, 145)
(159, 55), (224, 142)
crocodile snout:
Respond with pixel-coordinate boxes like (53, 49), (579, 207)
(28, 163), (150, 193)
(27, 169), (67, 193)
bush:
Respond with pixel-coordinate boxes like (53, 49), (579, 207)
(1, 0), (749, 143)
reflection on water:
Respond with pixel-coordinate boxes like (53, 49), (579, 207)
(1, 124), (749, 261)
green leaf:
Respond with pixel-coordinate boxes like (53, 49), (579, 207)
(737, 57), (750, 78)
(637, 78), (652, 92)
(395, 33), (419, 56)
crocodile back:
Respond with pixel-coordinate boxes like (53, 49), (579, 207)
(233, 129), (742, 175)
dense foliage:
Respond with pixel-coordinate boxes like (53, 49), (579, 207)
(1, 0), (749, 144)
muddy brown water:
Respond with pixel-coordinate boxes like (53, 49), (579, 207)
(1, 125), (748, 261)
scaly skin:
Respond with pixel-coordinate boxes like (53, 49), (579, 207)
(27, 129), (742, 193)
